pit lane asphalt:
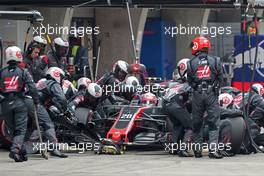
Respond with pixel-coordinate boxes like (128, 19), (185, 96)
(0, 149), (263, 176)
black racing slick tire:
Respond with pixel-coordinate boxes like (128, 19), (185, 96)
(75, 107), (90, 125)
(0, 120), (12, 148)
(220, 116), (246, 154)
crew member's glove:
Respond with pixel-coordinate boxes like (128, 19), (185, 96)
(68, 104), (76, 115)
(64, 108), (78, 124)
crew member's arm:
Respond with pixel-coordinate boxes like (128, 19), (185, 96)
(51, 83), (68, 112)
(23, 69), (40, 105)
(252, 94), (264, 113)
(38, 56), (49, 78)
(69, 90), (86, 109)
(216, 57), (223, 85)
(187, 61), (194, 86)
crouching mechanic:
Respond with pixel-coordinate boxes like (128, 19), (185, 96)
(34, 67), (69, 158)
(114, 76), (140, 102)
(243, 83), (264, 148)
(187, 36), (223, 159)
(248, 83), (264, 128)
(97, 60), (129, 87)
(162, 58), (193, 157)
(217, 93), (242, 156)
(0, 46), (40, 162)
(69, 82), (103, 128)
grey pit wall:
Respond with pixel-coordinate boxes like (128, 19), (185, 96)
(95, 8), (142, 77)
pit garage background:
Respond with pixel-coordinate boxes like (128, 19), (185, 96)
(0, 0), (264, 88)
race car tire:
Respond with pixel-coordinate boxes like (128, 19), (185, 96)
(0, 120), (12, 148)
(221, 116), (246, 154)
(75, 107), (90, 125)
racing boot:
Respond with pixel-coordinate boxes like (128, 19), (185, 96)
(178, 150), (193, 157)
(194, 151), (203, 158)
(50, 149), (68, 158)
(208, 151), (223, 159)
(219, 150), (235, 157)
(20, 146), (28, 161)
(9, 152), (23, 162)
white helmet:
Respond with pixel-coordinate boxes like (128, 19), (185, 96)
(252, 83), (264, 96)
(54, 37), (69, 47)
(113, 60), (129, 81)
(54, 37), (69, 57)
(77, 77), (92, 90)
(5, 46), (23, 63)
(62, 80), (77, 95)
(219, 93), (233, 109)
(141, 92), (158, 107)
(46, 67), (65, 83)
(177, 58), (190, 79)
(33, 36), (47, 45)
(87, 83), (103, 98)
(113, 60), (129, 73)
(125, 76), (139, 87)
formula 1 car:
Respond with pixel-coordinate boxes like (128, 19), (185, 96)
(74, 98), (173, 154)
(106, 101), (171, 146)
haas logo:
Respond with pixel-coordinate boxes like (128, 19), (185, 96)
(192, 42), (199, 51)
(197, 65), (211, 79)
(53, 70), (61, 77)
(16, 51), (22, 58)
(222, 96), (231, 105)
(4, 76), (19, 91)
(179, 63), (186, 71)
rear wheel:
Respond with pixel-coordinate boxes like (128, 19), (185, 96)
(220, 117), (245, 154)
(0, 120), (12, 148)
